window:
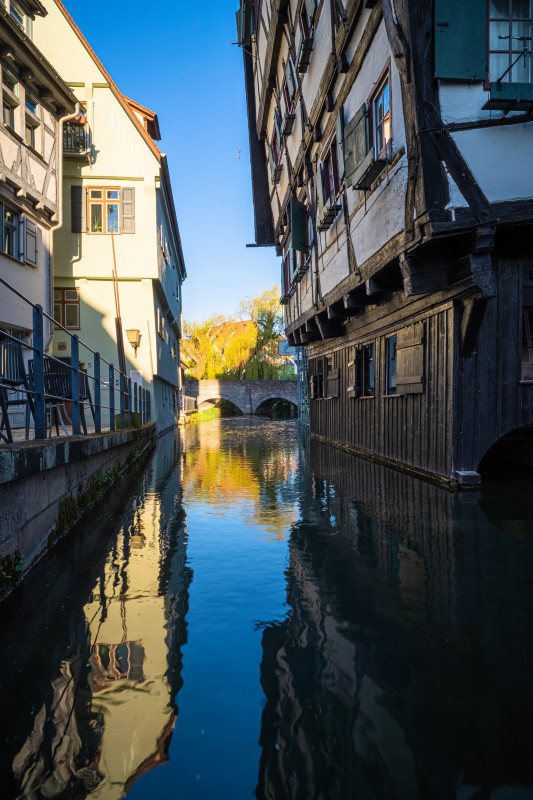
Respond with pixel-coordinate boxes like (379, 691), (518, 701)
(10, 0), (24, 28)
(300, 1), (312, 38)
(54, 288), (80, 329)
(489, 0), (532, 83)
(2, 69), (18, 132)
(282, 59), (297, 115)
(310, 358), (324, 399)
(2, 205), (19, 258)
(25, 92), (39, 117)
(322, 139), (340, 205)
(385, 335), (397, 394)
(87, 187), (120, 234)
(359, 343), (375, 397)
(325, 356), (339, 398)
(522, 289), (533, 380)
(371, 76), (391, 159)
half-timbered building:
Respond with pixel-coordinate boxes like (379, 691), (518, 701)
(238, 0), (533, 487)
(0, 0), (76, 428)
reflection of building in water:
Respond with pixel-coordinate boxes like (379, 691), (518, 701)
(257, 439), (533, 799)
(180, 419), (299, 540)
(10, 435), (191, 799)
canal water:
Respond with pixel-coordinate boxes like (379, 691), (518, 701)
(0, 418), (532, 800)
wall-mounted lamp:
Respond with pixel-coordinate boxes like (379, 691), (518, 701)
(126, 329), (141, 357)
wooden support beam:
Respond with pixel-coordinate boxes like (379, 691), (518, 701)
(365, 276), (383, 298)
(327, 301), (346, 320)
(458, 297), (489, 357)
(287, 332), (296, 347)
(304, 318), (321, 341)
(315, 313), (343, 340)
(449, 253), (496, 299)
(399, 253), (446, 296)
(343, 292), (363, 315)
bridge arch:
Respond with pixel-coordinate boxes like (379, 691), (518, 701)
(197, 396), (247, 416)
(253, 393), (298, 415)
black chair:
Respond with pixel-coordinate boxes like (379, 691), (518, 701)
(0, 337), (34, 444)
(27, 357), (95, 437)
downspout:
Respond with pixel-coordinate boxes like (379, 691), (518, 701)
(46, 102), (83, 350)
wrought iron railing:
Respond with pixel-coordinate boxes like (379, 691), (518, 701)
(63, 122), (91, 155)
(0, 276), (151, 444)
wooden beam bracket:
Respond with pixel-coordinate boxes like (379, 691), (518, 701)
(458, 297), (489, 358)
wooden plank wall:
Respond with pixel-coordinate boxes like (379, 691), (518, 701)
(310, 306), (455, 479)
(454, 257), (533, 472)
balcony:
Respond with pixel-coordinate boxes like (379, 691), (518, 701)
(63, 122), (91, 161)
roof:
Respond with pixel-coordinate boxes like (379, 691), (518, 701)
(123, 96), (161, 141)
(53, 0), (162, 162)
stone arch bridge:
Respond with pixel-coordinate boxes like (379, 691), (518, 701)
(184, 380), (297, 416)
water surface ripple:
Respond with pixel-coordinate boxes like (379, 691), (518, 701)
(0, 418), (532, 799)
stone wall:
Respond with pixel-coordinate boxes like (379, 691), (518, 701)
(0, 425), (155, 579)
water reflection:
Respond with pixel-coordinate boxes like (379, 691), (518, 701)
(0, 434), (191, 799)
(257, 438), (533, 800)
(0, 421), (532, 799)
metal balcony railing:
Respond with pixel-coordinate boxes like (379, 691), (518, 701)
(63, 122), (91, 156)
(0, 276), (152, 444)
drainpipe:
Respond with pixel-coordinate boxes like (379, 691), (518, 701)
(45, 102), (83, 350)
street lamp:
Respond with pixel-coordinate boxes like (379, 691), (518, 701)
(126, 329), (141, 357)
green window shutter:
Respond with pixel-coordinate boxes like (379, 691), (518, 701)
(434, 0), (487, 81)
(235, 8), (243, 42)
(316, 163), (325, 218)
(396, 322), (425, 394)
(305, 0), (317, 25)
(336, 106), (345, 181)
(71, 185), (85, 233)
(344, 104), (369, 188)
(290, 196), (308, 254)
(121, 187), (135, 234)
(24, 218), (37, 266)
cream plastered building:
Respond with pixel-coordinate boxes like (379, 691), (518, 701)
(0, 0), (76, 427)
(33, 0), (186, 434)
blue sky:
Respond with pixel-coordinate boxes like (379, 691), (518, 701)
(65, 0), (279, 323)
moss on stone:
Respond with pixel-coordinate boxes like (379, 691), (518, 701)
(0, 550), (25, 594)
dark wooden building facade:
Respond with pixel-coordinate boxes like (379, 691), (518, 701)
(238, 0), (533, 486)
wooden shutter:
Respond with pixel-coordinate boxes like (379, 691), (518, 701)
(346, 348), (358, 396)
(24, 219), (37, 266)
(434, 0), (486, 81)
(121, 187), (135, 233)
(396, 322), (425, 394)
(71, 185), (85, 233)
(336, 107), (345, 181)
(290, 196), (308, 254)
(344, 104), (369, 187)
(305, 0), (316, 25)
(326, 368), (339, 398)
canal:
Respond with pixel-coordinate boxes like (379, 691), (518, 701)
(1, 418), (532, 799)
